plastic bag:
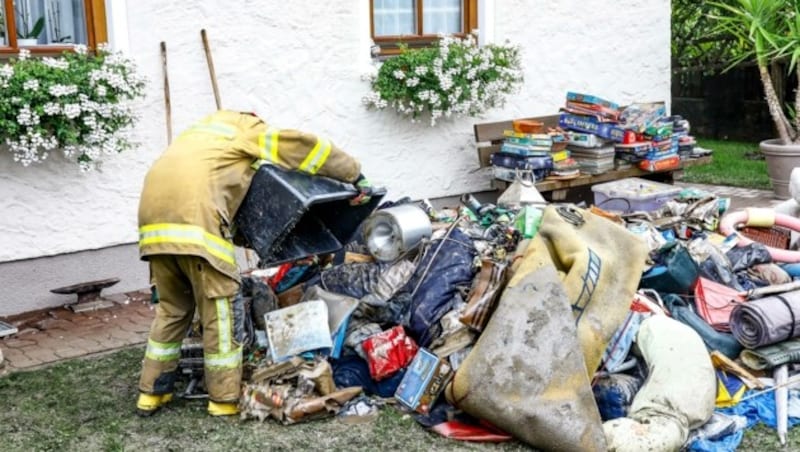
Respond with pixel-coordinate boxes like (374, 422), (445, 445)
(497, 170), (545, 207)
(726, 243), (772, 272)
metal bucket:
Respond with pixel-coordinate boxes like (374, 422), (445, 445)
(363, 204), (432, 262)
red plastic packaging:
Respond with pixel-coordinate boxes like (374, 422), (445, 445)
(362, 326), (419, 381)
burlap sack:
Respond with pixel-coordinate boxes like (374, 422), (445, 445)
(511, 204), (649, 375)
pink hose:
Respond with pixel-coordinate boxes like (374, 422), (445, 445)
(719, 210), (800, 263)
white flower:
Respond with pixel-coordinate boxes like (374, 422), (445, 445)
(18, 49), (31, 61)
(48, 84), (79, 97)
(414, 66), (428, 76)
(74, 44), (89, 55)
(392, 69), (406, 80)
(23, 79), (39, 91)
(43, 102), (60, 115)
(405, 77), (420, 88)
(42, 57), (69, 70)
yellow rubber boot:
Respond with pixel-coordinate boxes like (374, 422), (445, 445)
(208, 401), (239, 416)
(136, 393), (173, 416)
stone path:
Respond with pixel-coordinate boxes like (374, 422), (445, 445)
(0, 290), (153, 375)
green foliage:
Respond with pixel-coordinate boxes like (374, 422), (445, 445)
(17, 16), (45, 39)
(672, 0), (743, 73)
(0, 45), (146, 170)
(363, 35), (523, 126)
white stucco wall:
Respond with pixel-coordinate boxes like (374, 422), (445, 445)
(0, 0), (670, 282)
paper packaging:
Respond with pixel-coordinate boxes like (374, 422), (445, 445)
(395, 348), (454, 414)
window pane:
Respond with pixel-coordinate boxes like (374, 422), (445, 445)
(422, 0), (462, 35)
(1, 2), (7, 45)
(14, 0), (87, 45)
(374, 0), (416, 36)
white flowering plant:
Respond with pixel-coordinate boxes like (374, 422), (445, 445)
(362, 35), (523, 126)
(0, 45), (146, 170)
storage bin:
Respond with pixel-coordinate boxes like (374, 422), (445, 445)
(234, 165), (384, 266)
(591, 177), (681, 213)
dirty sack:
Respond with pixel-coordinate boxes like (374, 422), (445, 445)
(446, 258), (607, 451)
(603, 315), (716, 452)
(511, 204), (649, 375)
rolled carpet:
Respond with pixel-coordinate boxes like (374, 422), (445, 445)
(730, 290), (800, 349)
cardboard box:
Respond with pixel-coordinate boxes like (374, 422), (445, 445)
(395, 348), (453, 414)
(558, 113), (626, 142)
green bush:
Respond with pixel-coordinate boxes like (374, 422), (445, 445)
(363, 35), (523, 126)
(0, 45), (146, 170)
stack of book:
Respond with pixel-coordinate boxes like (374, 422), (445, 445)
(491, 130), (554, 181)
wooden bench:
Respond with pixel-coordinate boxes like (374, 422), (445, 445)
(473, 116), (712, 203)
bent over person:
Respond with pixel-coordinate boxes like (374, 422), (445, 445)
(136, 110), (370, 416)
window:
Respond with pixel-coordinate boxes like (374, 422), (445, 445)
(0, 0), (106, 54)
(371, 0), (478, 56)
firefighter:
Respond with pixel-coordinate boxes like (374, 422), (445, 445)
(135, 110), (371, 416)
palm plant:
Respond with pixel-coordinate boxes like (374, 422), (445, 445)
(711, 0), (800, 144)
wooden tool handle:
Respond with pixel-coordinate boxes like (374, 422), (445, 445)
(200, 29), (222, 110)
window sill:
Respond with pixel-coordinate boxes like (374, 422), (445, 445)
(0, 45), (83, 57)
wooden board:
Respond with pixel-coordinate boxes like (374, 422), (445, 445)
(492, 156), (712, 193)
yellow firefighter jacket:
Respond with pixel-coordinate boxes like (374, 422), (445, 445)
(138, 110), (362, 280)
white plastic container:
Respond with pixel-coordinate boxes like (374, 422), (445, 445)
(591, 177), (682, 213)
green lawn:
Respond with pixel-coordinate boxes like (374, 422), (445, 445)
(0, 347), (526, 452)
(0, 347), (795, 451)
(682, 138), (771, 189)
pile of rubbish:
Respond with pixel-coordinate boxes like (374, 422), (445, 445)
(490, 92), (709, 184)
(178, 174), (800, 451)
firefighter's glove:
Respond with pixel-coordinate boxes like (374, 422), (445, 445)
(350, 174), (373, 206)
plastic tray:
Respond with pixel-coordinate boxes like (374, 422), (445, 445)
(591, 177), (681, 213)
(235, 165), (384, 266)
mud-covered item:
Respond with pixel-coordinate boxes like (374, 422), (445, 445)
(688, 238), (742, 291)
(311, 262), (385, 299)
(235, 164), (385, 266)
(241, 274), (279, 331)
(603, 316), (716, 452)
(640, 243), (699, 295)
(459, 260), (507, 332)
(511, 204), (649, 375)
(447, 263), (607, 451)
(395, 348), (453, 415)
(593, 373), (643, 421)
(740, 338), (800, 370)
(404, 228), (478, 348)
(362, 326), (419, 381)
(726, 242), (773, 272)
(731, 289), (800, 348)
(662, 294), (743, 359)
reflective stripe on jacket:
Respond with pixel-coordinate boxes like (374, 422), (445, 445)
(138, 110), (361, 279)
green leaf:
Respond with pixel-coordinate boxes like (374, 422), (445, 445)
(29, 17), (45, 38)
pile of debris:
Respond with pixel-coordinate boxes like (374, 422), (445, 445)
(178, 171), (800, 450)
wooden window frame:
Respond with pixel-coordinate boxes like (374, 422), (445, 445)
(0, 0), (107, 55)
(370, 0), (478, 57)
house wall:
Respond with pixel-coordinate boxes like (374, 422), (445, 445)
(0, 0), (670, 316)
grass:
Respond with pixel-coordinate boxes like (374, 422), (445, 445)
(0, 347), (528, 452)
(1, 347), (797, 451)
(682, 138), (771, 189)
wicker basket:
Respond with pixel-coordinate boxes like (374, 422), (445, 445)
(740, 225), (792, 250)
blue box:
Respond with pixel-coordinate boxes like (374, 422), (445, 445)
(395, 348), (453, 414)
(559, 113), (626, 142)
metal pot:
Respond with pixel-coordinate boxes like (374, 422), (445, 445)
(363, 204), (432, 261)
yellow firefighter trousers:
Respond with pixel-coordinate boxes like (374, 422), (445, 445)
(139, 255), (242, 403)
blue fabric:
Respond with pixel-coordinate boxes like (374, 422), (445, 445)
(403, 228), (477, 347)
(688, 390), (800, 451)
(331, 355), (406, 398)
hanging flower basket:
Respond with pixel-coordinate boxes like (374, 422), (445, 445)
(362, 35), (524, 126)
(0, 45), (146, 171)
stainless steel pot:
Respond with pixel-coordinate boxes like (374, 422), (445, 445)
(363, 204), (432, 261)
